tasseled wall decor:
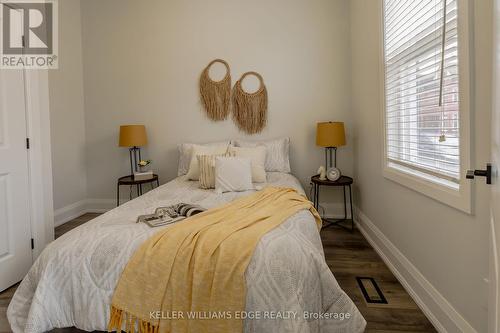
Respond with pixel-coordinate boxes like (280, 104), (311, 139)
(232, 71), (268, 134)
(199, 59), (231, 121)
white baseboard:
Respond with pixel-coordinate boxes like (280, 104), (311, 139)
(354, 207), (477, 333)
(54, 199), (125, 226)
(53, 200), (88, 227)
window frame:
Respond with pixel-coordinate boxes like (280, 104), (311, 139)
(380, 0), (472, 213)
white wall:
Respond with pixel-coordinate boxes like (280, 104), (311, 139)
(350, 0), (492, 331)
(79, 0), (353, 205)
(48, 0), (87, 213)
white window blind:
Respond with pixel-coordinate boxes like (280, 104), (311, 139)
(383, 0), (460, 183)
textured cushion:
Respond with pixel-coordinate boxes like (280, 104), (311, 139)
(186, 144), (229, 180)
(197, 151), (235, 189)
(228, 146), (266, 183)
(232, 137), (291, 173)
(215, 157), (253, 193)
(177, 141), (230, 176)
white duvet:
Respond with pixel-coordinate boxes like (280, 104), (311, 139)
(7, 173), (366, 333)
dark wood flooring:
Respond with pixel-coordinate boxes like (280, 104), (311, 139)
(0, 214), (436, 332)
(321, 224), (436, 332)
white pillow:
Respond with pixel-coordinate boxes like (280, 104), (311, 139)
(186, 144), (229, 180)
(177, 141), (230, 176)
(215, 157), (254, 193)
(228, 146), (266, 183)
(232, 137), (291, 173)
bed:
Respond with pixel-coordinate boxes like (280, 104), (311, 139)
(7, 172), (366, 333)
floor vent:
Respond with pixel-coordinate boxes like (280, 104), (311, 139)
(356, 277), (388, 304)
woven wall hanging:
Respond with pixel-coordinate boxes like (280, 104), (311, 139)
(199, 59), (231, 121)
(232, 71), (268, 134)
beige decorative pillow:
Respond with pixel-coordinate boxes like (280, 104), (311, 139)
(228, 146), (267, 183)
(215, 157), (254, 193)
(186, 144), (230, 180)
(198, 151), (235, 189)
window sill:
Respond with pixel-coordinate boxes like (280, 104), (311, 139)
(383, 162), (472, 214)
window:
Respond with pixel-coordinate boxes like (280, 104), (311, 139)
(382, 0), (471, 212)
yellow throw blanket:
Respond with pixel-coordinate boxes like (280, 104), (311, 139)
(108, 187), (321, 333)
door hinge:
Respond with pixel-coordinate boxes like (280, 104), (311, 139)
(26, 138), (30, 149)
(30, 238), (34, 250)
(21, 35), (25, 47)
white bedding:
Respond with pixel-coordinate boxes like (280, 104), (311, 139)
(7, 172), (366, 333)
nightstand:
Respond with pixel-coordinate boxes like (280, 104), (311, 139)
(117, 174), (160, 206)
(311, 175), (354, 231)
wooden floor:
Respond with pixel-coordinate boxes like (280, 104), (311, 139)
(0, 214), (436, 332)
(321, 224), (436, 332)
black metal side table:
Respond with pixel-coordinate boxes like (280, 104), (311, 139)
(117, 174), (160, 206)
(311, 175), (354, 231)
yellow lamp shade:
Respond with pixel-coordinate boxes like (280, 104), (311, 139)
(119, 125), (148, 147)
(316, 122), (346, 147)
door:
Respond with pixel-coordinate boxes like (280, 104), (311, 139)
(0, 68), (33, 292)
(491, 0), (500, 331)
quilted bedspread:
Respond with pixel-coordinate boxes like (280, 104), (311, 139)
(7, 172), (366, 333)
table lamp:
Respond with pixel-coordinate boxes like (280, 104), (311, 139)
(119, 125), (148, 175)
(316, 121), (346, 180)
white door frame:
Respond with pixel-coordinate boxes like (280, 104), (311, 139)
(490, 0), (500, 331)
(490, 216), (498, 333)
(24, 69), (54, 259)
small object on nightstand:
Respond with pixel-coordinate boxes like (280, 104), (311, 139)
(135, 159), (153, 180)
(133, 170), (153, 181)
(326, 167), (341, 181)
(317, 166), (326, 180)
(137, 159), (152, 173)
(311, 174), (354, 231)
